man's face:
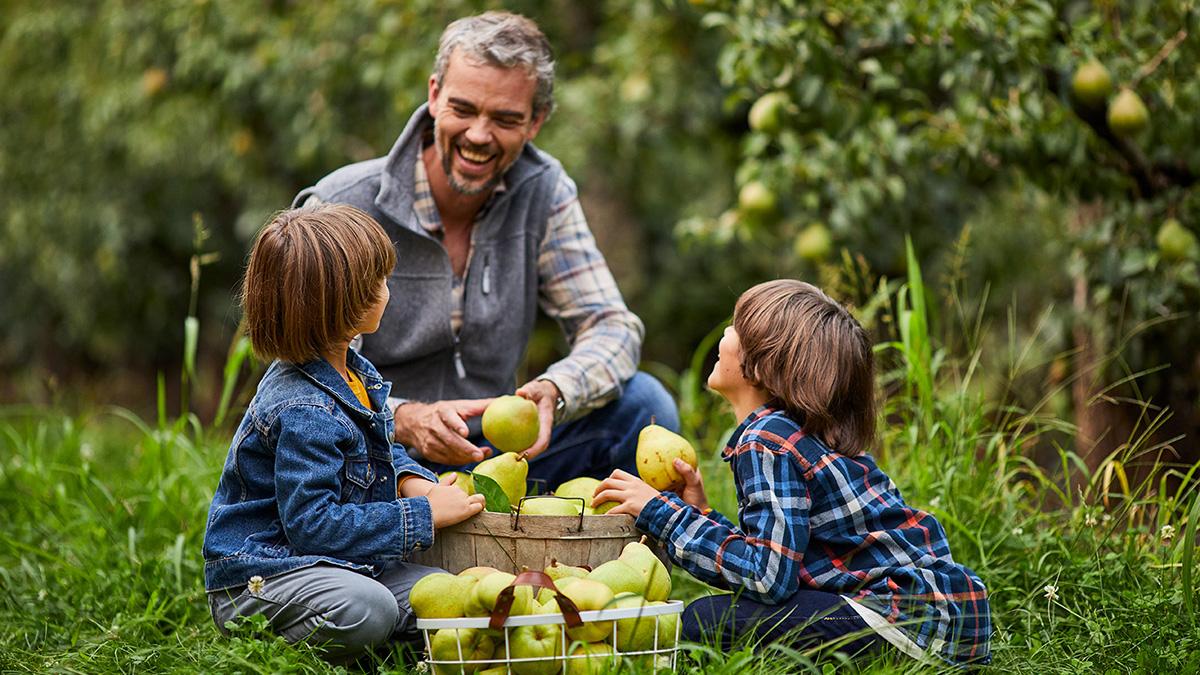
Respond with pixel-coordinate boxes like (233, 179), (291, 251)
(428, 51), (545, 196)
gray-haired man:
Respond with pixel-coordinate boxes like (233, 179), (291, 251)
(295, 12), (678, 487)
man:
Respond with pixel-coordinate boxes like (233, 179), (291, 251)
(293, 11), (678, 487)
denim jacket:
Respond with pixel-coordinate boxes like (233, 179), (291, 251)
(202, 348), (438, 591)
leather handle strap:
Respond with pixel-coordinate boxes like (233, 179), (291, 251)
(488, 569), (584, 631)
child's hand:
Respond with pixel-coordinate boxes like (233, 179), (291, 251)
(426, 473), (485, 528)
(593, 470), (660, 518)
(673, 459), (709, 512)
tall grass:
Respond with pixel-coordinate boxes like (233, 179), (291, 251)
(1, 248), (1198, 673)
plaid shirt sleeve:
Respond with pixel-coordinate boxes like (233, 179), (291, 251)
(534, 175), (644, 420)
(636, 437), (811, 604)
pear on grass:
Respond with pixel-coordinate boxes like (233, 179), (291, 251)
(635, 423), (697, 492)
(482, 395), (540, 453)
(473, 451), (529, 506)
(409, 572), (476, 619)
(619, 539), (672, 601)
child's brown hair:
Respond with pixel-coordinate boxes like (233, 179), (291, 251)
(733, 279), (876, 455)
(240, 203), (396, 364)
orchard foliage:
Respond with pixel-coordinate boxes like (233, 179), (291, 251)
(694, 0), (1199, 425)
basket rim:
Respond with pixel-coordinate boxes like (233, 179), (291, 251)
(415, 599), (684, 630)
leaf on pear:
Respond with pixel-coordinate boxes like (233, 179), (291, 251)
(472, 472), (511, 513)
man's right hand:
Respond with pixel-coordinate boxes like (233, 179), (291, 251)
(393, 399), (493, 465)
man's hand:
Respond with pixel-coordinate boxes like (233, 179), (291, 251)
(426, 472), (486, 528)
(672, 459), (709, 512)
(593, 469), (661, 519)
(513, 379), (560, 459)
(393, 399), (493, 465)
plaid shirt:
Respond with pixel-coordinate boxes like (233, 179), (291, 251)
(406, 150), (641, 419)
(636, 407), (992, 666)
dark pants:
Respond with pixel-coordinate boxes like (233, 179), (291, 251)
(682, 590), (883, 656)
(423, 372), (680, 492)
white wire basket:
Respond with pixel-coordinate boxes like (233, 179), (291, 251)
(416, 599), (684, 674)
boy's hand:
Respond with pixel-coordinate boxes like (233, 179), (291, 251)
(593, 469), (660, 518)
(426, 473), (485, 528)
(673, 459), (709, 512)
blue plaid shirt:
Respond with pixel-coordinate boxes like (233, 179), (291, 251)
(636, 407), (991, 665)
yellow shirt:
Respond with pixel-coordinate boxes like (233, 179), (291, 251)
(345, 368), (372, 411)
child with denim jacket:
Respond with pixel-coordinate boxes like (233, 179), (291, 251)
(202, 204), (485, 661)
(595, 280), (991, 667)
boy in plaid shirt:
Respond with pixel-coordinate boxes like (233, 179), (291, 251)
(595, 280), (991, 666)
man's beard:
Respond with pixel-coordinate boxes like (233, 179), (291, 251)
(435, 122), (508, 196)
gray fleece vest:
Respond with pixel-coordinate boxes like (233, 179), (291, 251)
(294, 104), (560, 402)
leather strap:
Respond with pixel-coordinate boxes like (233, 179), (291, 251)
(489, 569), (585, 631)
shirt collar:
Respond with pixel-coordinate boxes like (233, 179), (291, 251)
(413, 143), (508, 236)
(722, 404), (776, 462)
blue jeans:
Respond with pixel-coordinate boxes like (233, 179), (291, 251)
(682, 590), (883, 656)
(423, 372), (680, 492)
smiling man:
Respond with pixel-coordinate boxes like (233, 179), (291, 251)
(293, 12), (678, 488)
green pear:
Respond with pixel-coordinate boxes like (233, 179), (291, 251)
(1108, 87), (1149, 137)
(473, 452), (529, 506)
(559, 578), (616, 643)
(651, 600), (679, 647)
(538, 575), (580, 605)
(458, 566), (501, 582)
(508, 622), (563, 675)
(1157, 218), (1199, 262)
(408, 572), (475, 619)
(635, 424), (697, 492)
(439, 470), (475, 495)
(1071, 60), (1112, 109)
(520, 497), (580, 516)
(587, 559), (644, 596)
(619, 540), (672, 601)
(564, 641), (615, 675)
(482, 395), (540, 453)
(467, 571), (533, 617)
(430, 627), (496, 675)
(555, 476), (617, 514)
(478, 668), (509, 675)
(545, 559), (589, 582)
(611, 592), (657, 651)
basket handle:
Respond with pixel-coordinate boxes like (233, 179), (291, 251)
(489, 569), (584, 631)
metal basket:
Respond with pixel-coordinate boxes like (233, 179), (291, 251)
(415, 570), (683, 674)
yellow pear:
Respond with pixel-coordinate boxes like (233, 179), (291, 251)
(482, 395), (540, 453)
(611, 592), (657, 651)
(1108, 87), (1149, 137)
(1071, 60), (1112, 109)
(618, 540), (671, 601)
(538, 575), (580, 605)
(473, 451), (529, 506)
(508, 622), (563, 675)
(458, 566), (501, 581)
(635, 424), (697, 491)
(520, 497), (580, 516)
(559, 578), (616, 643)
(466, 571), (533, 617)
(430, 627), (496, 675)
(408, 572), (475, 619)
(438, 470), (474, 495)
(545, 559), (589, 582)
(555, 476), (617, 513)
(586, 559), (644, 597)
(651, 600), (679, 647)
(563, 641), (615, 675)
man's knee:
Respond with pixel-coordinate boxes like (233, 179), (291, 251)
(621, 372), (680, 432)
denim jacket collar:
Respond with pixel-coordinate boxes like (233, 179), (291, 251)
(296, 348), (393, 418)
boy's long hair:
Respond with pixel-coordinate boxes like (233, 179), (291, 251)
(240, 203), (396, 364)
(734, 280), (877, 456)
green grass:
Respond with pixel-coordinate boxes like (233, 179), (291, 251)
(2, 259), (1198, 673)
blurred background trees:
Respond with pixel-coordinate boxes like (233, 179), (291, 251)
(2, 0), (1197, 464)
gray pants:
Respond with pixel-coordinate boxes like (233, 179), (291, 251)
(208, 562), (441, 661)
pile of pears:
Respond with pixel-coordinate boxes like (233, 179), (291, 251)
(1070, 59), (1149, 138)
(412, 540), (677, 675)
(446, 397), (700, 516)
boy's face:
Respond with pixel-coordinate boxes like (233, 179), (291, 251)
(707, 325), (749, 396)
(358, 279), (390, 336)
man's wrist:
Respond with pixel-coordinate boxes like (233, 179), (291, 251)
(536, 378), (566, 418)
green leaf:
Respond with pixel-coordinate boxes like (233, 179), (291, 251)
(472, 472), (510, 514)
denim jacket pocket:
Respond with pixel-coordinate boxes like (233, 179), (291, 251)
(340, 454), (375, 503)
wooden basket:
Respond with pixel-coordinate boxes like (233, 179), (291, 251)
(411, 507), (648, 574)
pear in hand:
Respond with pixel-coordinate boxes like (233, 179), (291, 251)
(636, 423), (697, 492)
(482, 395), (540, 453)
(473, 451), (529, 506)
